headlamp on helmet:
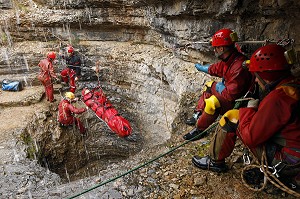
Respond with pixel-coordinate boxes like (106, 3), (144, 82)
(211, 29), (238, 47)
(284, 48), (297, 65)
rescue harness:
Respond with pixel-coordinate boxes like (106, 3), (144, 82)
(241, 81), (300, 197)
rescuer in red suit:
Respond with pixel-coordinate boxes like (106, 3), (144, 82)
(65, 45), (82, 78)
(183, 28), (254, 141)
(60, 46), (81, 93)
(58, 92), (87, 134)
(192, 44), (300, 190)
(37, 51), (58, 102)
(61, 66), (77, 93)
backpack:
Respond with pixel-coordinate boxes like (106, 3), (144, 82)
(1, 79), (23, 91)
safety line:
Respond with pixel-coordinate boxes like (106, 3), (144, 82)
(66, 121), (218, 199)
(160, 62), (171, 133)
(67, 85), (246, 198)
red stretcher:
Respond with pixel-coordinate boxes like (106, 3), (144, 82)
(81, 87), (132, 137)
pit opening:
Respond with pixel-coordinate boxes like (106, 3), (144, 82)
(4, 41), (202, 186)
(20, 84), (145, 182)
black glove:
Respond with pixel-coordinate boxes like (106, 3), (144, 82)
(219, 109), (239, 132)
(222, 117), (238, 132)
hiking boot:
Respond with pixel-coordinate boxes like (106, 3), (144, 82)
(185, 117), (196, 126)
(183, 128), (207, 141)
(185, 112), (201, 126)
(192, 155), (227, 173)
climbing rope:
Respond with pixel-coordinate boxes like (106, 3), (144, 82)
(241, 164), (268, 192)
(66, 121), (218, 199)
(160, 61), (172, 133)
(241, 145), (300, 197)
(260, 146), (300, 197)
(47, 26), (300, 198)
(45, 28), (97, 71)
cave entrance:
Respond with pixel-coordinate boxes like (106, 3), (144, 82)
(21, 84), (145, 182)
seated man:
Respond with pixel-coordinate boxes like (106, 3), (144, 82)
(58, 92), (87, 135)
(184, 28), (254, 141)
(192, 44), (300, 191)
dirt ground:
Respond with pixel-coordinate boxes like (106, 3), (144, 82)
(0, 86), (299, 199)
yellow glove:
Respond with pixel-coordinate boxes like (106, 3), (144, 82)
(203, 80), (214, 92)
(204, 95), (221, 115)
(219, 109), (239, 132)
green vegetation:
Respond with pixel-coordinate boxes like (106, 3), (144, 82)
(1, 32), (8, 45)
(20, 131), (40, 160)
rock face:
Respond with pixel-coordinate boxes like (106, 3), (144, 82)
(1, 0), (299, 143)
(0, 0), (300, 198)
(0, 0), (12, 9)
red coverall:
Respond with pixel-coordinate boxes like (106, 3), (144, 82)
(196, 51), (253, 130)
(61, 68), (76, 93)
(210, 76), (300, 185)
(38, 59), (57, 102)
(58, 99), (86, 134)
(83, 89), (112, 118)
(82, 88), (132, 137)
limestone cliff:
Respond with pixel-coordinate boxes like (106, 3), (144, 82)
(0, 0), (299, 198)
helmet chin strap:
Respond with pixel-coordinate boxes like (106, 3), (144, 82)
(254, 72), (287, 99)
(214, 51), (223, 59)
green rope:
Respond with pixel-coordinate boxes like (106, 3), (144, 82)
(67, 99), (245, 198)
(67, 122), (218, 199)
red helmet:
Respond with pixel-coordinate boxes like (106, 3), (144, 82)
(67, 46), (74, 53)
(211, 29), (238, 47)
(47, 51), (56, 59)
(249, 44), (289, 72)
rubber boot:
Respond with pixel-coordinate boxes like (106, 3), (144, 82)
(183, 128), (207, 141)
(192, 155), (227, 172)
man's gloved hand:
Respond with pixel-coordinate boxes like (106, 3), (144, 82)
(75, 77), (79, 81)
(195, 63), (210, 73)
(216, 82), (225, 94)
(203, 80), (214, 92)
(247, 99), (259, 109)
(204, 95), (221, 115)
(219, 109), (239, 132)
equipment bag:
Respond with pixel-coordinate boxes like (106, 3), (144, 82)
(1, 79), (23, 91)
